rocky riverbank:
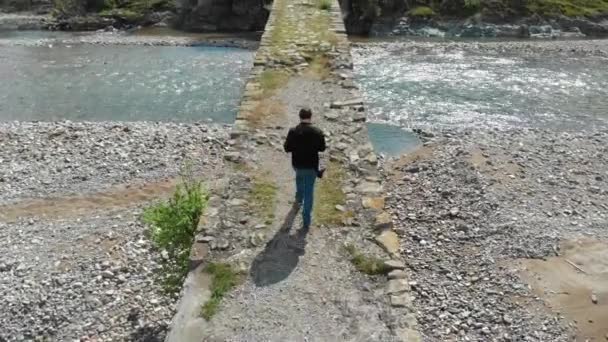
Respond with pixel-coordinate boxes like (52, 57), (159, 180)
(0, 121), (228, 341)
(0, 19), (260, 49)
(382, 128), (608, 341)
(370, 15), (608, 38)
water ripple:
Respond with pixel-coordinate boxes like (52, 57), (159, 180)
(353, 42), (608, 131)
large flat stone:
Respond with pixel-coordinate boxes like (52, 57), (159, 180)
(386, 279), (410, 295)
(330, 98), (364, 108)
(384, 259), (406, 270)
(388, 269), (408, 280)
(395, 328), (422, 342)
(356, 181), (383, 195)
(362, 196), (385, 210)
(375, 230), (399, 254)
(374, 212), (393, 230)
(391, 293), (413, 308)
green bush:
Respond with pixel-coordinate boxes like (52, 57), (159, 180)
(464, 0), (481, 9)
(526, 0), (608, 16)
(316, 0), (332, 10)
(144, 177), (207, 294)
(408, 6), (437, 17)
(52, 0), (84, 16)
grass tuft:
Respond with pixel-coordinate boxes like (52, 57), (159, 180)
(344, 244), (390, 275)
(314, 162), (346, 226)
(306, 54), (331, 80)
(249, 174), (278, 225)
(249, 99), (286, 127)
(259, 70), (290, 97)
(144, 174), (207, 294)
(200, 263), (242, 320)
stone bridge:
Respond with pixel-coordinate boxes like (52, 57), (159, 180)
(165, 0), (421, 340)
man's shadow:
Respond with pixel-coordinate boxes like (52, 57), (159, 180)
(250, 202), (310, 287)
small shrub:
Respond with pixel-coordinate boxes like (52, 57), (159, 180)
(316, 0), (332, 10)
(144, 177), (207, 294)
(201, 263), (242, 320)
(464, 0), (481, 9)
(344, 244), (390, 275)
(408, 6), (437, 17)
(52, 0), (84, 16)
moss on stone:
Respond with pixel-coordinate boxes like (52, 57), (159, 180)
(344, 244), (390, 275)
(408, 6), (437, 17)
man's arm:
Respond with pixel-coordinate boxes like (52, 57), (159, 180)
(318, 130), (326, 152)
(284, 129), (294, 153)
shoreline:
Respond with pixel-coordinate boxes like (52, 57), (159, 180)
(0, 13), (261, 49)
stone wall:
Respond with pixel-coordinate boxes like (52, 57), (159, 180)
(165, 0), (423, 339)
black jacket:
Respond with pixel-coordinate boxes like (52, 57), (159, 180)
(284, 123), (326, 170)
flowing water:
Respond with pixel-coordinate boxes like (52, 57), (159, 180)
(353, 40), (608, 131)
(0, 31), (253, 123)
(5, 32), (606, 156)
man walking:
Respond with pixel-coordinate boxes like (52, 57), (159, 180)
(284, 107), (326, 230)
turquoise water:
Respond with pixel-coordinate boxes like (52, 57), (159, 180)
(367, 123), (421, 156)
(0, 35), (253, 123)
(353, 42), (608, 130)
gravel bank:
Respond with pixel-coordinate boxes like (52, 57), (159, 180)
(0, 29), (259, 49)
(352, 38), (608, 58)
(384, 128), (608, 341)
(0, 121), (228, 205)
(0, 121), (228, 341)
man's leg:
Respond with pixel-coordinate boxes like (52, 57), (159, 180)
(302, 169), (316, 228)
(295, 168), (304, 205)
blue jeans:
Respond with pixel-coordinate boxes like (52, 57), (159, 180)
(295, 168), (316, 228)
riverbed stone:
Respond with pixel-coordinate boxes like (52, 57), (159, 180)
(362, 196), (385, 210)
(374, 212), (393, 230)
(375, 230), (399, 254)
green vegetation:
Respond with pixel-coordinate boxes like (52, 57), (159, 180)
(52, 0), (84, 16)
(316, 0), (332, 10)
(200, 263), (242, 320)
(259, 70), (290, 97)
(526, 0), (608, 16)
(144, 176), (207, 294)
(408, 6), (437, 17)
(99, 8), (143, 21)
(313, 162), (347, 226)
(310, 6), (338, 47)
(53, 0), (175, 19)
(464, 0), (481, 10)
(306, 54), (331, 80)
(249, 174), (278, 225)
(344, 244), (390, 275)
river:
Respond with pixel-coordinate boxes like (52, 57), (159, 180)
(352, 38), (608, 131)
(0, 30), (253, 123)
(2, 31), (607, 155)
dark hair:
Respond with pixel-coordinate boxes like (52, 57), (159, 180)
(299, 107), (313, 120)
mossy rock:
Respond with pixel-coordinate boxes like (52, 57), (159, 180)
(408, 6), (437, 17)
